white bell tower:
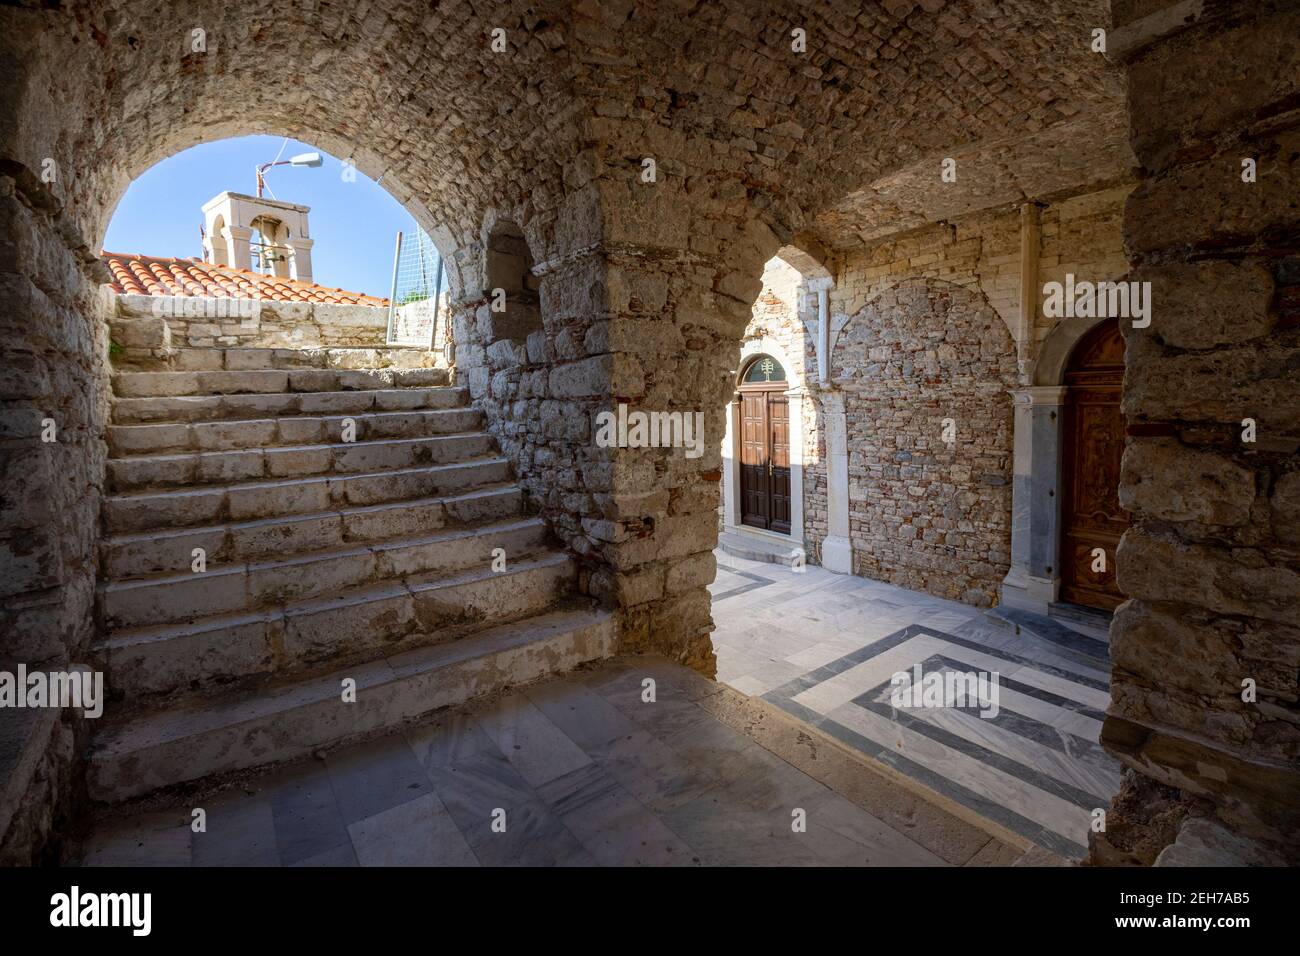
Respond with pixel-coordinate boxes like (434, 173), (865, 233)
(201, 191), (315, 284)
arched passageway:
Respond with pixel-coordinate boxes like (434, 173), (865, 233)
(2, 0), (1296, 868)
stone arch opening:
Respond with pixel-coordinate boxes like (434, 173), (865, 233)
(720, 245), (829, 559)
(100, 135), (432, 356)
(1033, 307), (1125, 388)
(0, 8), (594, 863)
(208, 214), (230, 267)
(478, 216), (542, 347)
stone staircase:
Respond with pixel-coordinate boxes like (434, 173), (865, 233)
(88, 347), (613, 803)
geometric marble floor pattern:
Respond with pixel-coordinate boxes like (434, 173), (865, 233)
(78, 654), (1033, 867)
(711, 551), (1121, 858)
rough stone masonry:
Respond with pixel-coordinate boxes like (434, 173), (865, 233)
(0, 0), (1296, 866)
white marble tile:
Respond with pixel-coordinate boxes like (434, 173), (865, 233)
(793, 634), (1024, 714)
(347, 793), (478, 866)
(783, 639), (854, 671)
(801, 790), (948, 866)
(726, 674), (771, 696)
(1010, 667), (1111, 711)
(896, 702), (1120, 799)
(81, 810), (192, 866)
(474, 693), (592, 788)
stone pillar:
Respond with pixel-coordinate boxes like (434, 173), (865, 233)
(814, 280), (831, 386)
(1098, 0), (1300, 860)
(223, 225), (254, 272)
(820, 390), (853, 574)
(1016, 202), (1041, 381)
(785, 384), (805, 556)
(454, 173), (777, 675)
(721, 397), (739, 528)
(1000, 386), (1066, 613)
(287, 237), (314, 285)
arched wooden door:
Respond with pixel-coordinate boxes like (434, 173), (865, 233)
(737, 355), (791, 534)
(1059, 319), (1128, 611)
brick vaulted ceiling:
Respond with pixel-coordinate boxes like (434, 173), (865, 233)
(4, 0), (1128, 261)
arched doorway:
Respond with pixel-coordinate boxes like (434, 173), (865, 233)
(737, 354), (791, 534)
(1059, 318), (1128, 611)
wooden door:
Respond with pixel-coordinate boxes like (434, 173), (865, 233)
(1059, 319), (1128, 610)
(737, 355), (792, 535)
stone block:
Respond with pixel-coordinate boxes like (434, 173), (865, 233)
(664, 551), (717, 593)
(1123, 331), (1300, 432)
(1117, 528), (1299, 626)
(1119, 438), (1256, 526)
(1132, 260), (1274, 350)
(110, 316), (170, 350)
(1271, 472), (1300, 546)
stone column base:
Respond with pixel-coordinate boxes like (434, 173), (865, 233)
(999, 566), (1057, 615)
(821, 534), (853, 574)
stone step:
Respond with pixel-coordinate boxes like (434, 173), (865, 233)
(112, 387), (468, 425)
(100, 484), (522, 579)
(988, 605), (1111, 671)
(107, 407), (484, 456)
(103, 456), (512, 532)
(112, 366), (448, 399)
(717, 529), (803, 567)
(95, 553), (578, 703)
(116, 346), (439, 373)
(106, 433), (495, 492)
(100, 516), (551, 628)
(1048, 601), (1113, 640)
(88, 605), (615, 802)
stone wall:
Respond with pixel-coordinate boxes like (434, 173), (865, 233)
(112, 293), (394, 350)
(0, 171), (105, 863)
(1097, 0), (1300, 861)
(1036, 186), (1133, 356)
(832, 279), (1018, 605)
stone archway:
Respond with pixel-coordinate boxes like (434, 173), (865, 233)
(3, 0), (1292, 869)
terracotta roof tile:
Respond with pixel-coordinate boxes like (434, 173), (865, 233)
(100, 253), (389, 307)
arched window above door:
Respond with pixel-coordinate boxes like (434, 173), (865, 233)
(742, 355), (786, 385)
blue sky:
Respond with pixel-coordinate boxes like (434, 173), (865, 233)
(103, 135), (415, 298)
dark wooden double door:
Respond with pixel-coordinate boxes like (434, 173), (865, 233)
(1059, 319), (1128, 611)
(738, 385), (791, 534)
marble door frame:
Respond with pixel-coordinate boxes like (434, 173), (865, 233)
(1000, 314), (1114, 614)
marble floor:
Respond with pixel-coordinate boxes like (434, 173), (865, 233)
(79, 655), (1033, 867)
(710, 550), (1121, 859)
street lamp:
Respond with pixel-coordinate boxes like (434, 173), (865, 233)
(255, 151), (322, 197)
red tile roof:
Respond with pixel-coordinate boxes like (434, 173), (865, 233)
(101, 253), (389, 307)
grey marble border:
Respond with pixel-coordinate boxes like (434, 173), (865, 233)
(758, 623), (1112, 858)
(710, 567), (776, 603)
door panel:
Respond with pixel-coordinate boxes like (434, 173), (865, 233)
(737, 388), (791, 535)
(768, 394), (791, 534)
(739, 391), (769, 529)
(1060, 320), (1127, 611)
